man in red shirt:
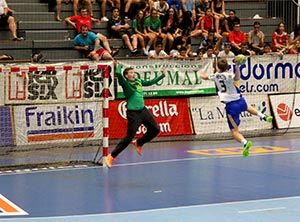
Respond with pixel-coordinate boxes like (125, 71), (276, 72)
(65, 8), (118, 56)
(228, 22), (245, 55)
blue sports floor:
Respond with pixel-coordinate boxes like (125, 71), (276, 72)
(1, 133), (300, 221)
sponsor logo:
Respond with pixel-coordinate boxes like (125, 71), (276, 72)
(66, 68), (111, 99)
(0, 194), (28, 216)
(109, 99), (192, 138)
(191, 100), (267, 121)
(277, 103), (293, 121)
(117, 100), (179, 134)
(229, 57), (300, 81)
(24, 105), (95, 142)
(228, 56), (300, 93)
(187, 146), (289, 156)
(118, 101), (178, 119)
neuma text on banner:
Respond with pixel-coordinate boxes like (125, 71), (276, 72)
(117, 59), (216, 98)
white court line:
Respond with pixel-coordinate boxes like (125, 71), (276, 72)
(1, 150), (300, 176)
(238, 207), (287, 213)
(0, 196), (299, 220)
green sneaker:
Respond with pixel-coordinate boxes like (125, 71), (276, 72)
(262, 115), (273, 123)
(243, 140), (252, 157)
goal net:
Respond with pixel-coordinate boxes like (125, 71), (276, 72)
(0, 61), (113, 170)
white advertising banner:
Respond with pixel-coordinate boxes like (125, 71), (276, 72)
(118, 59), (216, 98)
(14, 102), (103, 145)
(2, 62), (114, 105)
(190, 95), (272, 135)
(232, 54), (300, 95)
(0, 70), (4, 106)
(269, 93), (300, 129)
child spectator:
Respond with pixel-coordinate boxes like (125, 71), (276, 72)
(174, 35), (193, 57)
(203, 45), (216, 58)
(236, 42), (251, 56)
(148, 41), (170, 58)
(198, 30), (222, 53)
(218, 42), (235, 57)
(263, 43), (283, 56)
(172, 46), (190, 59)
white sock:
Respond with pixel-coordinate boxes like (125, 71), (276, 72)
(241, 139), (247, 145)
(257, 112), (265, 119)
(146, 45), (150, 51)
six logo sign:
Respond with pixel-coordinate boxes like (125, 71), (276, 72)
(277, 103), (293, 121)
(0, 194), (28, 216)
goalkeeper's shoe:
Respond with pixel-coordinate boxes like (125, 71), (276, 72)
(104, 154), (114, 168)
(132, 139), (143, 156)
(262, 115), (273, 123)
(243, 140), (252, 157)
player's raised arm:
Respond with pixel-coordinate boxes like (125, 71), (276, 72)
(141, 73), (166, 86)
(115, 64), (135, 97)
(234, 63), (241, 81)
(200, 72), (209, 80)
(232, 54), (247, 81)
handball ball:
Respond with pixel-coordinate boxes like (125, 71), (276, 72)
(234, 54), (247, 65)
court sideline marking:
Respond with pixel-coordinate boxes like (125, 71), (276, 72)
(0, 196), (299, 220)
(0, 150), (300, 176)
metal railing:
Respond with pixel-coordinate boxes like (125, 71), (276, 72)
(265, 0), (299, 33)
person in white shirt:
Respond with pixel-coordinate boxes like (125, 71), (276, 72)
(218, 42), (235, 57)
(0, 0), (23, 40)
(200, 57), (273, 157)
(148, 42), (170, 59)
(203, 45), (216, 58)
(153, 0), (169, 18)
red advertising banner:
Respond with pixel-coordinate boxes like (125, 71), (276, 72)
(109, 98), (193, 139)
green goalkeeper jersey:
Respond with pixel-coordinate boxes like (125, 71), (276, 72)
(116, 64), (165, 110)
